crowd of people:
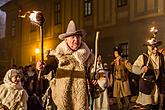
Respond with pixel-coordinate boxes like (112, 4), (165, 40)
(0, 20), (164, 110)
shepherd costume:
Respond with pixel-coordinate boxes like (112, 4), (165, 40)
(48, 20), (94, 110)
(132, 36), (165, 110)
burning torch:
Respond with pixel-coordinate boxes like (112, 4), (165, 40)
(18, 10), (45, 94)
(18, 10), (45, 64)
(147, 26), (159, 46)
(150, 26), (158, 38)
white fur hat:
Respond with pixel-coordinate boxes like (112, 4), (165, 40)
(58, 20), (87, 40)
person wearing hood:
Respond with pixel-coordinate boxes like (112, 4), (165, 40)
(92, 55), (110, 110)
(36, 20), (94, 110)
(0, 69), (28, 110)
(132, 32), (165, 110)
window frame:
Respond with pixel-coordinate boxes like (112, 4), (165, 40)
(54, 1), (61, 25)
(119, 42), (128, 59)
(117, 0), (128, 8)
(84, 0), (92, 17)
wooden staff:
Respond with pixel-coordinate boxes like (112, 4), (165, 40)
(142, 54), (151, 78)
(90, 31), (99, 110)
(93, 31), (100, 77)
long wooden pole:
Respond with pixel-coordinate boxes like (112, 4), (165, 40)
(93, 31), (100, 75)
(40, 25), (44, 64)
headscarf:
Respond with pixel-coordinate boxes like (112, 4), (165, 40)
(3, 69), (23, 90)
(0, 69), (28, 109)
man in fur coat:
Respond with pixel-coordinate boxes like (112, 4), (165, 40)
(37, 20), (94, 110)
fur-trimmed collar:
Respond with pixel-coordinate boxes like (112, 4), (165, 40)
(50, 41), (91, 64)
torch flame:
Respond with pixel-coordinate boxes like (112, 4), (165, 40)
(18, 10), (31, 18)
(150, 27), (155, 32)
(29, 11), (40, 23)
(150, 26), (158, 33)
(147, 37), (157, 45)
(147, 39), (153, 44)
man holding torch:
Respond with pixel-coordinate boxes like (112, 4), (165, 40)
(36, 20), (94, 110)
(132, 27), (165, 110)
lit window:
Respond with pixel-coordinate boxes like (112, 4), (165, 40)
(84, 0), (92, 16)
(117, 0), (127, 7)
(54, 1), (61, 25)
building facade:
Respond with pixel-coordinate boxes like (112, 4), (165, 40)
(0, 0), (165, 68)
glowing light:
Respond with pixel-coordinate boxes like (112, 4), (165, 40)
(147, 38), (156, 45)
(35, 48), (40, 54)
(18, 10), (30, 18)
(147, 39), (152, 44)
(29, 11), (40, 23)
(150, 26), (158, 33)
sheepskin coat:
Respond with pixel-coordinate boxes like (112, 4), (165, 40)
(49, 41), (94, 110)
(0, 69), (28, 110)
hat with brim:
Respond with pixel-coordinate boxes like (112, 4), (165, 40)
(144, 37), (162, 47)
(58, 20), (87, 40)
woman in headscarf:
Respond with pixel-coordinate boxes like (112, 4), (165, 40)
(0, 69), (28, 110)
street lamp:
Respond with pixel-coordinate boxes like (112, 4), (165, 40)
(35, 48), (40, 61)
(35, 48), (40, 54)
(18, 10), (45, 64)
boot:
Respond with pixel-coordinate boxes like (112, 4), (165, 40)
(116, 97), (122, 110)
(123, 96), (130, 110)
